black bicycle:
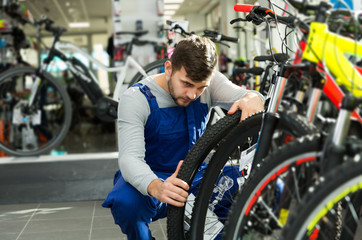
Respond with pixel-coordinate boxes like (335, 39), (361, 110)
(0, 17), (166, 157)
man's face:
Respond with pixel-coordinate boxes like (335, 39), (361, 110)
(168, 66), (210, 107)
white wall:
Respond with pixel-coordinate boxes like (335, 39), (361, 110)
(353, 0), (361, 9)
(184, 13), (206, 34)
(220, 0), (239, 61)
(118, 0), (164, 66)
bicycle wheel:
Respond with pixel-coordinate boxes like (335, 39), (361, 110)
(190, 115), (263, 239)
(282, 157), (362, 240)
(0, 66), (72, 156)
(223, 133), (323, 240)
(167, 112), (264, 240)
(189, 113), (318, 240)
(128, 58), (167, 87)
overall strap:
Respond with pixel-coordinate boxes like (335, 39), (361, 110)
(185, 98), (209, 151)
(132, 83), (159, 111)
(185, 99), (199, 151)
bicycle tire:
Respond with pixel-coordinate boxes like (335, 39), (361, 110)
(281, 158), (362, 240)
(189, 113), (317, 239)
(0, 66), (72, 156)
(167, 111), (249, 239)
(166, 110), (252, 239)
(190, 114), (263, 239)
(223, 133), (323, 240)
(128, 58), (167, 87)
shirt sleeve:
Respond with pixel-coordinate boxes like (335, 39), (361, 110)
(208, 71), (265, 110)
(117, 87), (159, 196)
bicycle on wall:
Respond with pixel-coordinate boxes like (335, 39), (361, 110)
(0, 17), (167, 157)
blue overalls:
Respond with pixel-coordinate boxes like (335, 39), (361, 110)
(102, 83), (209, 239)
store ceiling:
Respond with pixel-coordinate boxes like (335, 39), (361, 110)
(175, 0), (257, 16)
(19, 0), (218, 36)
(174, 0), (212, 16)
(18, 0), (256, 36)
(19, 0), (112, 35)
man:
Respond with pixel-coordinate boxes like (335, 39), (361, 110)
(102, 35), (264, 239)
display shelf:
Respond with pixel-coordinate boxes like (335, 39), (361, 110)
(0, 152), (119, 204)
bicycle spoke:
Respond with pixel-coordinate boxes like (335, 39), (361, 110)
(291, 166), (302, 203)
(258, 196), (284, 228)
(249, 208), (274, 233)
(346, 196), (359, 224)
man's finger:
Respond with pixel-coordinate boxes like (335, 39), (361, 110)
(172, 160), (184, 177)
(165, 189), (188, 203)
(240, 110), (249, 121)
(168, 177), (189, 192)
(165, 197), (185, 207)
(227, 102), (238, 115)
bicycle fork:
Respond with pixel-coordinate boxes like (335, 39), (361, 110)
(253, 64), (289, 167)
(254, 62), (327, 165)
(320, 94), (361, 174)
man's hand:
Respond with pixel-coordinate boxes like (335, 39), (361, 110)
(147, 161), (190, 207)
(228, 92), (264, 121)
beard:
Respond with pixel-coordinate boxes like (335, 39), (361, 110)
(167, 77), (192, 107)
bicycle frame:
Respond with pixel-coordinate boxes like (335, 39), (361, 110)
(298, 19), (362, 240)
(225, 3), (362, 238)
(303, 22), (362, 97)
(235, 4), (362, 171)
(294, 40), (362, 124)
(52, 41), (148, 101)
(28, 39), (149, 108)
(302, 21), (362, 172)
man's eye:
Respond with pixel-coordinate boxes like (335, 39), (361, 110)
(184, 82), (191, 86)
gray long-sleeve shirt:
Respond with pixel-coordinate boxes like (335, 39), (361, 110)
(117, 71), (264, 195)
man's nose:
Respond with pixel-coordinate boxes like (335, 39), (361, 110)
(186, 89), (197, 100)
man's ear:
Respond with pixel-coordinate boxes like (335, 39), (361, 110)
(165, 60), (172, 79)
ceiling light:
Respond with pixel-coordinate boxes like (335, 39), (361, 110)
(68, 22), (90, 28)
(164, 10), (176, 16)
(164, 4), (180, 10)
(164, 0), (184, 3)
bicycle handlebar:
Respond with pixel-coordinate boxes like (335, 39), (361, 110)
(235, 67), (264, 76)
(203, 30), (239, 43)
(115, 30), (149, 37)
(286, 0), (324, 15)
(166, 20), (193, 37)
(232, 4), (297, 27)
(35, 17), (67, 36)
(234, 4), (254, 13)
(254, 53), (289, 62)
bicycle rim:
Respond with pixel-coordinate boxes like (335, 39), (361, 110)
(188, 111), (317, 239)
(282, 156), (362, 240)
(0, 67), (72, 156)
(223, 134), (323, 240)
